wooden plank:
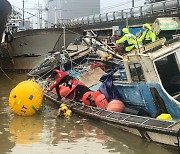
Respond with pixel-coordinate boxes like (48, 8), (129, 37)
(143, 118), (175, 128)
(78, 67), (105, 87)
(129, 38), (166, 55)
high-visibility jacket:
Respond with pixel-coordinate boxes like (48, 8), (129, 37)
(139, 30), (156, 43)
(49, 70), (68, 91)
(116, 33), (137, 52)
(139, 24), (156, 44)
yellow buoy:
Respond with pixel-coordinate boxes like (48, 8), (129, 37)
(9, 80), (43, 116)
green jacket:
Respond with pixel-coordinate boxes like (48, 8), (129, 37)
(116, 33), (137, 52)
(139, 29), (156, 43)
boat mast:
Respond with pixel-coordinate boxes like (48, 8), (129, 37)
(37, 0), (43, 29)
(45, 0), (49, 28)
(23, 0), (25, 27)
(132, 0), (134, 7)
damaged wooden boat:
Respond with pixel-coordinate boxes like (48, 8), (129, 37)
(44, 91), (180, 149)
(42, 37), (180, 148)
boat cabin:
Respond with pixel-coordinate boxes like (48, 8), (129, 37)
(115, 37), (180, 118)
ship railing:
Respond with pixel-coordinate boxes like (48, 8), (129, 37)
(58, 0), (179, 28)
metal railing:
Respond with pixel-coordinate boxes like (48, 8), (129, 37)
(57, 0), (180, 28)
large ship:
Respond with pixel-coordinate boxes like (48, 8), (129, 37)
(0, 27), (82, 70)
(0, 0), (12, 43)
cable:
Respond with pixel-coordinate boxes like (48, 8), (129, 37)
(0, 67), (18, 84)
(11, 5), (55, 25)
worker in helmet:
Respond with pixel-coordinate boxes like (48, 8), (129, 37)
(139, 23), (156, 45)
(115, 28), (137, 53)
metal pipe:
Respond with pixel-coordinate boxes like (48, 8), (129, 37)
(63, 26), (66, 48)
(23, 0), (25, 27)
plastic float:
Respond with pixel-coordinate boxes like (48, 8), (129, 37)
(9, 80), (43, 116)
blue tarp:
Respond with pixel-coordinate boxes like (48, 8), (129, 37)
(99, 65), (123, 102)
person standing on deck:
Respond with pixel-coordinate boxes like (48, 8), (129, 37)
(45, 69), (70, 101)
(115, 28), (137, 53)
(139, 23), (156, 45)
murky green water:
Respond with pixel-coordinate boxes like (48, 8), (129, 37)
(0, 73), (178, 154)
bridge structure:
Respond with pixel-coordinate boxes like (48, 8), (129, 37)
(57, 0), (180, 30)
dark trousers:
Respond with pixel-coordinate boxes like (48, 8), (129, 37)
(66, 85), (91, 101)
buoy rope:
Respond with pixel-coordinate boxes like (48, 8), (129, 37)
(37, 65), (58, 80)
(177, 128), (180, 152)
(0, 66), (17, 83)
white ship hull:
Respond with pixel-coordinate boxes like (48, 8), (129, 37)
(0, 28), (81, 70)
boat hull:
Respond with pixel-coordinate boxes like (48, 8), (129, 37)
(44, 91), (180, 149)
(0, 28), (82, 70)
(0, 0), (11, 42)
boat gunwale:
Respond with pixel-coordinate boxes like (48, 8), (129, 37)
(44, 92), (180, 138)
(12, 28), (83, 38)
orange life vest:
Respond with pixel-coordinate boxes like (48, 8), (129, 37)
(50, 70), (68, 90)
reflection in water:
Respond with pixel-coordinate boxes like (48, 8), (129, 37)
(9, 115), (43, 144)
(0, 96), (15, 154)
(52, 117), (111, 144)
(0, 73), (179, 154)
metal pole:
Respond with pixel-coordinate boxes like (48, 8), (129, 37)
(23, 0), (25, 27)
(63, 26), (66, 48)
(126, 13), (128, 27)
(132, 0), (134, 7)
(54, 7), (57, 27)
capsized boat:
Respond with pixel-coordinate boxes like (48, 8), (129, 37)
(41, 37), (180, 149)
(44, 91), (180, 148)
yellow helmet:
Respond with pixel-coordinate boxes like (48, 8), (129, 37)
(143, 23), (152, 30)
(122, 28), (129, 34)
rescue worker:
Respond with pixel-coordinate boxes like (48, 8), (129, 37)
(115, 27), (137, 53)
(139, 23), (156, 45)
(64, 76), (91, 102)
(45, 69), (70, 101)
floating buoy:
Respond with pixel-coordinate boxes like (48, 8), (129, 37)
(9, 80), (43, 116)
(64, 109), (72, 118)
(82, 91), (94, 106)
(57, 103), (72, 119)
(92, 90), (101, 100)
(107, 100), (125, 112)
(95, 93), (108, 109)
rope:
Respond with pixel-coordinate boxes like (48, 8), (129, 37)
(177, 128), (180, 152)
(37, 65), (57, 80)
(0, 67), (17, 84)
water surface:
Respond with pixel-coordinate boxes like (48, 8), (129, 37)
(0, 73), (178, 154)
